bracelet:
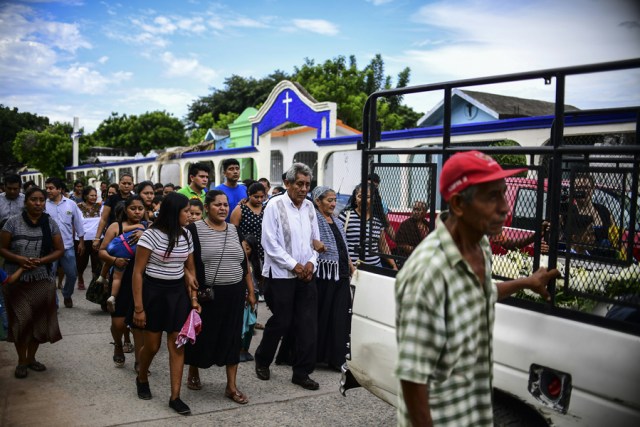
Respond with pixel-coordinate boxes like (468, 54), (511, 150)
(134, 308), (144, 314)
(191, 297), (198, 300)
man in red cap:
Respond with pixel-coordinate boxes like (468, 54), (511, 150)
(394, 151), (559, 426)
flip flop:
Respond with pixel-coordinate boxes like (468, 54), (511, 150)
(27, 361), (47, 372)
(15, 365), (28, 379)
(225, 389), (248, 405)
(187, 376), (202, 390)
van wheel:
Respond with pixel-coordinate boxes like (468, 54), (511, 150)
(493, 389), (549, 427)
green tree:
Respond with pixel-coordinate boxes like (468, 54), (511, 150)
(187, 54), (422, 132)
(186, 112), (239, 145)
(0, 105), (50, 173)
(12, 122), (80, 179)
(491, 139), (527, 175)
(186, 71), (290, 127)
(88, 111), (186, 154)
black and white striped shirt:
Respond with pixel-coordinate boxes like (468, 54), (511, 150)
(195, 221), (244, 286)
(338, 208), (384, 266)
(138, 228), (193, 280)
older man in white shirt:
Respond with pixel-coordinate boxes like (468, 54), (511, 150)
(255, 163), (321, 390)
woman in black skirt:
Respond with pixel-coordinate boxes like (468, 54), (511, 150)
(131, 192), (199, 416)
(98, 196), (146, 370)
(185, 190), (256, 404)
(312, 186), (354, 370)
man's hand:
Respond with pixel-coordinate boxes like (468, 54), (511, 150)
(293, 263), (305, 280)
(302, 262), (314, 282)
(528, 267), (560, 301)
(92, 239), (101, 250)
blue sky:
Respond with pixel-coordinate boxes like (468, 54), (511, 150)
(0, 0), (638, 132)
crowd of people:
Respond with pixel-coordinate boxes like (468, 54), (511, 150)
(0, 160), (389, 416)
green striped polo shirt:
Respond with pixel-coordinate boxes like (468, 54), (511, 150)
(395, 212), (498, 426)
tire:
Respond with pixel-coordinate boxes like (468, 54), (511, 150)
(493, 389), (549, 427)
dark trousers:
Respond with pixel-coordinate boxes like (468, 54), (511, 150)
(255, 276), (317, 379)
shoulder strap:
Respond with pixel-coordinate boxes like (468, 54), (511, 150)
(344, 210), (351, 230)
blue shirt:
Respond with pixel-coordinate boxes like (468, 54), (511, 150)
(46, 196), (85, 249)
(214, 183), (247, 222)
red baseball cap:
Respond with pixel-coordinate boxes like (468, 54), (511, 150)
(440, 151), (527, 201)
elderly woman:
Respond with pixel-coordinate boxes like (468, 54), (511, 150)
(312, 186), (354, 370)
(0, 187), (64, 379)
(184, 190), (256, 405)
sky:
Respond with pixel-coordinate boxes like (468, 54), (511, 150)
(0, 0), (639, 133)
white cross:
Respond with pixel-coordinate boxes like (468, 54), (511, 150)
(283, 91), (292, 119)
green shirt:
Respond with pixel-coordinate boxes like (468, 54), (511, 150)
(176, 186), (206, 204)
(395, 212), (498, 427)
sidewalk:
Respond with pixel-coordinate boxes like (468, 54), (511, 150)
(0, 274), (395, 426)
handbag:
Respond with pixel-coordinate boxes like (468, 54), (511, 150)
(86, 272), (110, 306)
(197, 225), (228, 303)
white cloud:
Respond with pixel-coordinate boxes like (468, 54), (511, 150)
(395, 0), (640, 112)
(160, 51), (217, 83)
(98, 55), (109, 64)
(0, 4), (130, 97)
(366, 0), (394, 5)
(120, 87), (194, 116)
(229, 17), (269, 28)
(291, 19), (339, 36)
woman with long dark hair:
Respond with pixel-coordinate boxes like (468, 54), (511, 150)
(338, 184), (397, 269)
(75, 186), (101, 290)
(184, 190), (255, 404)
(230, 182), (266, 263)
(98, 195), (146, 369)
(135, 181), (156, 222)
(131, 192), (199, 415)
(0, 187), (65, 378)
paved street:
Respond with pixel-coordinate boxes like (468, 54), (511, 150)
(0, 271), (396, 427)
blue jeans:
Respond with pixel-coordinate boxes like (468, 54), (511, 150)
(53, 247), (78, 299)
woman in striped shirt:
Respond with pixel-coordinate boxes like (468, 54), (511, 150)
(338, 184), (397, 269)
(184, 190), (256, 405)
(131, 192), (199, 416)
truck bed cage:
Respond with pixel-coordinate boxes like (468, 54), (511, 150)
(356, 58), (640, 335)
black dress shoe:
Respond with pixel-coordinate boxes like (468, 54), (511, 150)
(255, 362), (270, 380)
(292, 376), (319, 390)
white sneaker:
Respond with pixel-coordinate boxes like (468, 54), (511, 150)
(107, 296), (116, 313)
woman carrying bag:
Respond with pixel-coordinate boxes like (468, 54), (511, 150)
(184, 190), (256, 405)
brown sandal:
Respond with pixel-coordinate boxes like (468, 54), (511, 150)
(225, 389), (248, 404)
(187, 376), (202, 390)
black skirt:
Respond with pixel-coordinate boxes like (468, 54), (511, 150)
(316, 276), (352, 368)
(111, 260), (134, 319)
(127, 274), (190, 333)
(185, 280), (245, 368)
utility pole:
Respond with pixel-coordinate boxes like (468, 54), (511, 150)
(72, 117), (81, 167)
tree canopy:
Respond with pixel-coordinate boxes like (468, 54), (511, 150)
(87, 111), (187, 154)
(12, 122), (83, 179)
(187, 54), (421, 132)
(0, 105), (50, 174)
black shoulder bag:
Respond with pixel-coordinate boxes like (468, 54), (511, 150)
(196, 225), (228, 303)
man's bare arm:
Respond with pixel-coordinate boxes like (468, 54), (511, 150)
(400, 380), (433, 427)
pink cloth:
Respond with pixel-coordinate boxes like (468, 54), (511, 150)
(175, 309), (202, 348)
